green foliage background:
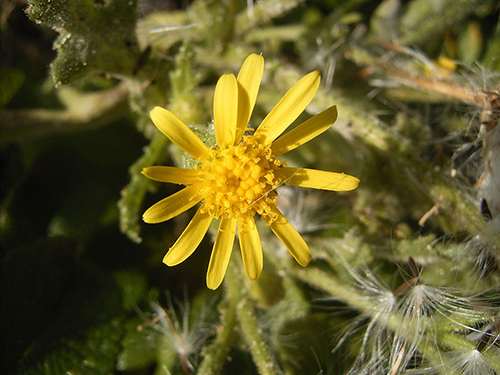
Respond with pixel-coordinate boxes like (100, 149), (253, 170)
(1, 0), (499, 374)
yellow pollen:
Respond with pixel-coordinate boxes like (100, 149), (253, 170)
(252, 184), (263, 195)
(236, 187), (245, 196)
(217, 174), (228, 185)
(196, 135), (285, 226)
(233, 167), (244, 178)
(245, 189), (255, 201)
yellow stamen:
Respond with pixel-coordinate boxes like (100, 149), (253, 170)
(197, 135), (285, 226)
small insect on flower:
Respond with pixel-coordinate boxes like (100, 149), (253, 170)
(142, 54), (360, 289)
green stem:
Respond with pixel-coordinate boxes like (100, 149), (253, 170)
(235, 0), (305, 35)
(118, 130), (170, 243)
(290, 264), (498, 371)
(438, 328), (500, 371)
(400, 0), (484, 46)
(225, 257), (283, 375)
(0, 84), (129, 142)
(197, 298), (238, 375)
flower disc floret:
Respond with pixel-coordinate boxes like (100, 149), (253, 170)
(197, 135), (285, 225)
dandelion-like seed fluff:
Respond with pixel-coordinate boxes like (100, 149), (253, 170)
(142, 54), (360, 289)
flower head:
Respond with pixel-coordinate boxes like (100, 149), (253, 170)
(143, 54), (360, 289)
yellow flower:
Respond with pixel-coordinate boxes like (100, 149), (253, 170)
(143, 54), (360, 289)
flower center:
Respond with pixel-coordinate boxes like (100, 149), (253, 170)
(197, 135), (285, 225)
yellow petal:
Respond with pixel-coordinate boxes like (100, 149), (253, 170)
(214, 74), (238, 148)
(271, 105), (338, 156)
(239, 218), (263, 280)
(142, 184), (202, 223)
(269, 209), (311, 267)
(142, 166), (199, 185)
(255, 71), (321, 144)
(150, 106), (209, 160)
(236, 53), (264, 141)
(206, 216), (236, 290)
(280, 167), (360, 191)
(163, 208), (213, 266)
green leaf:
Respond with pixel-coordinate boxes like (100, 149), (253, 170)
(116, 317), (158, 372)
(26, 0), (140, 85)
(20, 318), (125, 375)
